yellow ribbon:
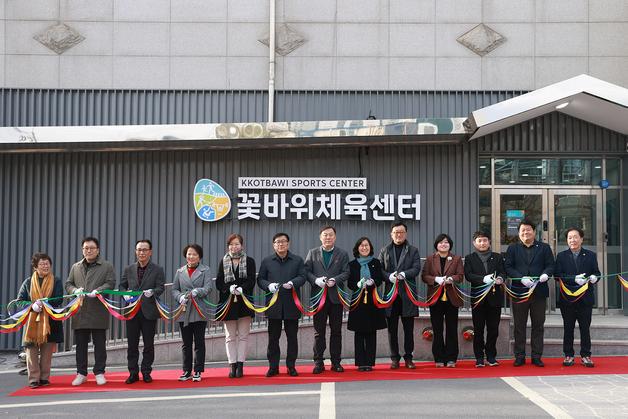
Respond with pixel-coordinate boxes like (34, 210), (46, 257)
(559, 280), (589, 297)
(240, 292), (279, 313)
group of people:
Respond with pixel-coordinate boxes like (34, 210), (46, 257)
(17, 219), (600, 389)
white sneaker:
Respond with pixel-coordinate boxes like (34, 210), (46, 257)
(71, 374), (87, 386)
(95, 374), (107, 385)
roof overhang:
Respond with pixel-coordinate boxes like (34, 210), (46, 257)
(467, 74), (628, 140)
(0, 118), (470, 153)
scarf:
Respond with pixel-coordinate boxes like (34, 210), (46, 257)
(357, 256), (373, 280)
(475, 249), (491, 273)
(223, 250), (247, 284)
(24, 272), (54, 346)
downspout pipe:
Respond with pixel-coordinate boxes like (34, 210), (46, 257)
(268, 0), (276, 122)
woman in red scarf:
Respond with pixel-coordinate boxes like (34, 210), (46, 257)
(17, 253), (64, 388)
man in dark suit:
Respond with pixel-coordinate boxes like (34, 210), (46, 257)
(379, 221), (422, 369)
(464, 231), (507, 367)
(554, 227), (600, 368)
(119, 239), (166, 384)
(305, 226), (350, 374)
(505, 219), (555, 367)
(257, 233), (306, 377)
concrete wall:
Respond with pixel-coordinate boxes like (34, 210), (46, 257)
(1, 0), (627, 90)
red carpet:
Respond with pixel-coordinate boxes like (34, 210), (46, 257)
(11, 356), (628, 397)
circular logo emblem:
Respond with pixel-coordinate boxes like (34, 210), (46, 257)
(194, 179), (231, 222)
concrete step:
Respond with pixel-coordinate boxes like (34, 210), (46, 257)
(523, 324), (628, 340)
(512, 338), (628, 357)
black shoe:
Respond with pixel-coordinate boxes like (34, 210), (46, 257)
(312, 363), (325, 374)
(531, 358), (545, 367)
(390, 359), (400, 369)
(365, 366), (373, 372)
(486, 358), (500, 367)
(357, 366), (367, 372)
(404, 359), (416, 369)
(266, 367), (279, 377)
(178, 371), (192, 381)
(29, 382), (40, 389)
(331, 364), (344, 373)
(229, 363), (237, 378)
(288, 367), (299, 377)
(235, 362), (244, 378)
(475, 359), (485, 368)
(38, 379), (50, 386)
(125, 373), (140, 384)
(513, 357), (525, 367)
(142, 373), (153, 383)
(192, 372), (202, 382)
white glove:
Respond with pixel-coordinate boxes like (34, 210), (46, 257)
(73, 287), (84, 295)
(123, 294), (133, 302)
(31, 300), (43, 313)
(435, 276), (445, 285)
(87, 290), (98, 298)
(483, 274), (494, 284)
(365, 278), (375, 287)
(282, 281), (294, 289)
(268, 283), (279, 293)
(143, 289), (154, 298)
(575, 274), (586, 286)
(230, 284), (238, 294)
(191, 289), (199, 297)
(326, 278), (336, 287)
(539, 273), (549, 283)
(388, 273), (397, 284)
(179, 294), (188, 304)
(495, 276), (504, 285)
(235, 287), (243, 296)
(446, 276), (453, 284)
(357, 278), (365, 288)
(520, 277), (534, 288)
(315, 277), (326, 288)
(589, 275), (598, 284)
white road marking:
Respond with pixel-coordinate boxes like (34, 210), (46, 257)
(0, 389), (320, 409)
(319, 382), (336, 419)
(502, 377), (574, 419)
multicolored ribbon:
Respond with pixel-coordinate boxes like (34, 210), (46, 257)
(293, 287), (327, 316)
(402, 281), (443, 308)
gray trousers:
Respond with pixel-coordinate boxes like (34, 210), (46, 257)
(512, 297), (546, 359)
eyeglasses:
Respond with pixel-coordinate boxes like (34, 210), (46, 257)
(82, 246), (98, 251)
(273, 240), (288, 244)
(136, 248), (151, 253)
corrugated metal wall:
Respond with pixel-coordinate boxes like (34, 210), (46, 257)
(0, 89), (526, 126)
(0, 142), (479, 349)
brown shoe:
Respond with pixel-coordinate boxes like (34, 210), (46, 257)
(405, 359), (416, 369)
(390, 360), (400, 369)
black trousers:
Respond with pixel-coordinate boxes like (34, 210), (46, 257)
(179, 321), (207, 373)
(512, 297), (546, 359)
(354, 331), (377, 367)
(429, 299), (459, 363)
(313, 302), (343, 365)
(126, 310), (157, 374)
(471, 304), (501, 361)
(75, 329), (107, 376)
(560, 303), (593, 357)
(267, 319), (298, 368)
(386, 299), (415, 361)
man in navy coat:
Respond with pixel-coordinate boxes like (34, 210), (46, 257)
(554, 227), (600, 368)
(505, 219), (554, 367)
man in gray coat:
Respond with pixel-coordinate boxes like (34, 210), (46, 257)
(305, 226), (349, 374)
(257, 232), (306, 377)
(65, 236), (116, 386)
(119, 239), (166, 384)
(379, 221), (422, 369)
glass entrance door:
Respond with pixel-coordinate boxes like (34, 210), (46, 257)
(493, 189), (548, 252)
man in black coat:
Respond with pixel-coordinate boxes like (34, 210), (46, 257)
(119, 239), (166, 384)
(505, 219), (555, 367)
(554, 227), (601, 368)
(464, 231), (506, 367)
(378, 221), (421, 369)
(257, 232), (306, 377)
(305, 226), (350, 374)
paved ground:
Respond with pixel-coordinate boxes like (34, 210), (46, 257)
(0, 354), (627, 418)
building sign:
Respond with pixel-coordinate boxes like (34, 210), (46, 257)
(194, 179), (231, 222)
(235, 177), (419, 221)
(506, 209), (525, 235)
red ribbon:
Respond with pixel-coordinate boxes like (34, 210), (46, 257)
(293, 287), (327, 316)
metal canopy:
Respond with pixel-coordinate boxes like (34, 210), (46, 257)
(467, 74), (628, 140)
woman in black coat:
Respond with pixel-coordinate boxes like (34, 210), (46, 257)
(215, 234), (256, 378)
(347, 237), (387, 371)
